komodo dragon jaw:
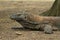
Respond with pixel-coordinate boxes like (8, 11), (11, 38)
(10, 13), (60, 34)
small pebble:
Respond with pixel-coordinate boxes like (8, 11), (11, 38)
(16, 32), (22, 35)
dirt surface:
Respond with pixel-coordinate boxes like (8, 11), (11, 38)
(0, 1), (60, 40)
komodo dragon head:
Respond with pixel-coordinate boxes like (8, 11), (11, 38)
(10, 13), (42, 24)
(10, 13), (27, 20)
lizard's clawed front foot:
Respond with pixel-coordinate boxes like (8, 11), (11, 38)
(44, 24), (53, 34)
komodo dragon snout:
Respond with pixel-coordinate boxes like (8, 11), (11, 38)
(10, 13), (27, 20)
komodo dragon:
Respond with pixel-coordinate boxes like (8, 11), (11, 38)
(10, 13), (60, 34)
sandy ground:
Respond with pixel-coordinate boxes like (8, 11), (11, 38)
(0, 1), (60, 40)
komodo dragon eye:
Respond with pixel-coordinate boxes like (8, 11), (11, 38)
(24, 14), (27, 20)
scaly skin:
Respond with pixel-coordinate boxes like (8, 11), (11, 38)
(10, 13), (60, 34)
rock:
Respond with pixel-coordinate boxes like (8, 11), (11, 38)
(15, 32), (22, 35)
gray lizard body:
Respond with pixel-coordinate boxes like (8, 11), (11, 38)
(10, 13), (60, 34)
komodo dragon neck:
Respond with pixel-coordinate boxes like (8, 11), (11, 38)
(26, 13), (60, 24)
